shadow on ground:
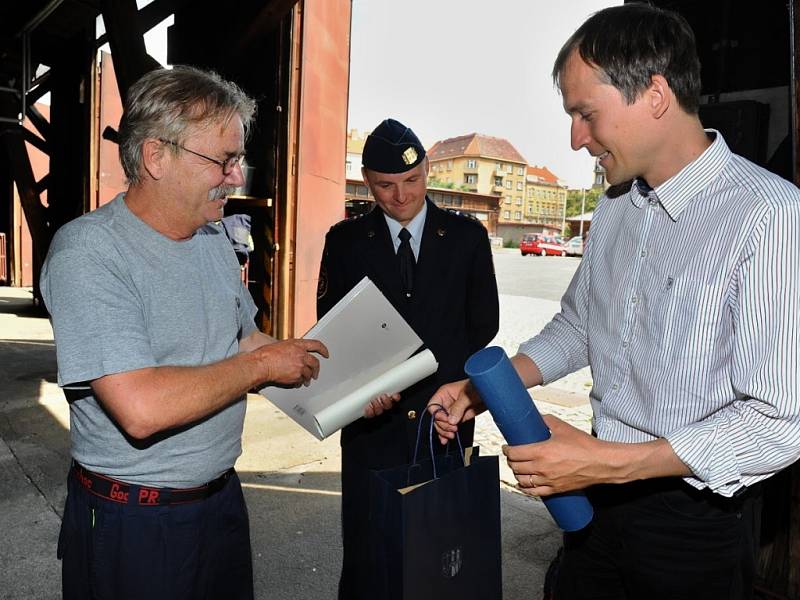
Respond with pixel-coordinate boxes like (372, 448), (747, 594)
(0, 287), (560, 600)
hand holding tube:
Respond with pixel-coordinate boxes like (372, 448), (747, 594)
(464, 346), (593, 532)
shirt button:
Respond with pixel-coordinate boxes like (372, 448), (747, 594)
(631, 297), (638, 304)
(612, 384), (619, 391)
(622, 341), (629, 348)
(407, 410), (417, 420)
(640, 250), (647, 257)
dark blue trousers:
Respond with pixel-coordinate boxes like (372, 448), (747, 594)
(555, 478), (761, 600)
(58, 468), (254, 600)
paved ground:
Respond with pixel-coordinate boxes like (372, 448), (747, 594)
(0, 251), (592, 599)
(493, 252), (583, 302)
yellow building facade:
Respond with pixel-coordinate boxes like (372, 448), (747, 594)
(524, 165), (568, 230)
(427, 133), (527, 225)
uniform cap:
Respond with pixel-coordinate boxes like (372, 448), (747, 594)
(362, 118), (425, 173)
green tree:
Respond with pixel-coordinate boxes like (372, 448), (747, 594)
(428, 178), (456, 189)
(565, 188), (601, 218)
(428, 178), (474, 192)
(564, 188), (602, 237)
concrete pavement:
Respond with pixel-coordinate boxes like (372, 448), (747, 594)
(0, 284), (591, 599)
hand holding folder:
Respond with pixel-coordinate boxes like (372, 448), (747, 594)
(259, 277), (438, 440)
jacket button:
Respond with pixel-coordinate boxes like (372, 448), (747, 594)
(407, 410), (417, 420)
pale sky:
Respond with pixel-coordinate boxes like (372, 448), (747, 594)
(348, 0), (620, 189)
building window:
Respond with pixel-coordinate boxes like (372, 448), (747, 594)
(494, 176), (503, 186)
(517, 181), (523, 191)
(453, 195), (463, 207)
(505, 180), (512, 189)
(516, 196), (522, 205)
(503, 210), (511, 219)
(466, 159), (477, 169)
(346, 160), (352, 174)
(444, 195), (453, 205)
(447, 160), (453, 171)
(504, 196), (511, 204)
(357, 185), (369, 196)
(514, 211), (522, 220)
(516, 166), (524, 176)
(346, 183), (356, 194)
(505, 164), (513, 173)
(464, 174), (477, 184)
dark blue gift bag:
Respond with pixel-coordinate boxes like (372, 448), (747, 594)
(367, 408), (503, 599)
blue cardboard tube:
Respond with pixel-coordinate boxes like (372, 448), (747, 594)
(465, 346), (593, 532)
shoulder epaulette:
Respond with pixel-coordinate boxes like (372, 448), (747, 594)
(444, 208), (483, 227)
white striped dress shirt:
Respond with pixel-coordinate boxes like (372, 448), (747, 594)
(520, 131), (800, 497)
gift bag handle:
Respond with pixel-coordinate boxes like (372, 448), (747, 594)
(411, 403), (465, 481)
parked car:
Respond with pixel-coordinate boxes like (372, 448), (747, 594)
(519, 233), (566, 257)
(562, 236), (584, 256)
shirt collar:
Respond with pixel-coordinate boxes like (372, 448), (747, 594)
(628, 129), (731, 220)
(383, 199), (428, 242)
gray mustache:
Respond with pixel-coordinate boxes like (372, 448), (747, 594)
(208, 185), (237, 200)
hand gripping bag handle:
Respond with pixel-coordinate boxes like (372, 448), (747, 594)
(410, 403), (465, 483)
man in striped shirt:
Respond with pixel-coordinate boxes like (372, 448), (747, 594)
(431, 4), (800, 599)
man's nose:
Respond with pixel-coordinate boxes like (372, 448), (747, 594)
(225, 161), (246, 187)
(571, 118), (590, 151)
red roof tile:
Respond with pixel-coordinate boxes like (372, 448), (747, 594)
(428, 133), (526, 164)
(526, 165), (560, 184)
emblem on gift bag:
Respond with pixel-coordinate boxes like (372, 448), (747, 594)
(441, 547), (463, 578)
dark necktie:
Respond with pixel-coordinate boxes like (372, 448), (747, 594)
(397, 228), (415, 299)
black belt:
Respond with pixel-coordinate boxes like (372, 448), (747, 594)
(71, 462), (234, 506)
(588, 477), (761, 513)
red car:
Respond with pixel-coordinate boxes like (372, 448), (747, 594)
(519, 234), (566, 257)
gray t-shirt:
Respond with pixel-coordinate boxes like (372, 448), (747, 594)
(41, 193), (258, 487)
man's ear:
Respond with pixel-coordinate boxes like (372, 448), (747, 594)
(361, 166), (370, 187)
(141, 138), (167, 180)
(648, 74), (671, 119)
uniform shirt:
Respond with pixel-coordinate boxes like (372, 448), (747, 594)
(520, 131), (800, 497)
(383, 201), (427, 260)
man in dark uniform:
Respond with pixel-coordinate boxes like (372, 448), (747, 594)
(317, 118), (499, 599)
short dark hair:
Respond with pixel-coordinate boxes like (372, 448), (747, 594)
(552, 3), (702, 114)
(118, 66), (256, 184)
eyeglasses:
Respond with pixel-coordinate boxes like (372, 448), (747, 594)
(159, 138), (244, 176)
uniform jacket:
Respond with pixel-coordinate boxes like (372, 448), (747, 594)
(317, 199), (499, 464)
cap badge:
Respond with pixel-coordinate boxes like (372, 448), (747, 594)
(402, 146), (418, 165)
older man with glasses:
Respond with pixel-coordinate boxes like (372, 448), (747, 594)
(41, 66), (328, 600)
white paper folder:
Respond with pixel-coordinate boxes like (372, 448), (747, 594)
(259, 277), (439, 440)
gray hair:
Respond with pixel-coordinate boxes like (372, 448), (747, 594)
(118, 66), (257, 184)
